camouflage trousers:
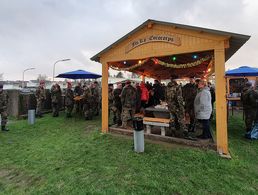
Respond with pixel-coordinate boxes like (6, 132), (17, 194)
(83, 102), (93, 120)
(66, 104), (74, 117)
(185, 105), (195, 130)
(36, 100), (43, 116)
(92, 100), (99, 116)
(121, 107), (135, 128)
(111, 106), (122, 125)
(0, 109), (8, 126)
(244, 108), (257, 132)
(169, 108), (187, 136)
(52, 102), (60, 117)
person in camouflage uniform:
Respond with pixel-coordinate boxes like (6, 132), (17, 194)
(166, 77), (187, 137)
(83, 85), (93, 120)
(0, 82), (9, 131)
(91, 81), (100, 116)
(112, 83), (122, 126)
(241, 82), (258, 132)
(50, 83), (62, 117)
(182, 77), (197, 131)
(108, 84), (114, 115)
(121, 81), (136, 128)
(35, 80), (46, 117)
(65, 82), (74, 118)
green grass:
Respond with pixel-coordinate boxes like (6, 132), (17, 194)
(0, 112), (257, 194)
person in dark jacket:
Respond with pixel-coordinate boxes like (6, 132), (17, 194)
(113, 83), (123, 126)
(153, 80), (164, 105)
(135, 83), (142, 113)
(241, 82), (258, 132)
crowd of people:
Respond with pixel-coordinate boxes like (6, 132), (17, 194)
(108, 78), (216, 139)
(1, 78), (216, 140)
(35, 80), (101, 120)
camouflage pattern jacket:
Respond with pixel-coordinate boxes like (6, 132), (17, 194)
(35, 87), (46, 102)
(65, 88), (74, 106)
(121, 85), (136, 108)
(0, 90), (8, 111)
(108, 89), (114, 108)
(113, 88), (122, 109)
(83, 87), (93, 104)
(241, 87), (258, 110)
(51, 86), (62, 103)
(166, 81), (184, 112)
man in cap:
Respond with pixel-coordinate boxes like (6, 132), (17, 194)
(50, 83), (62, 117)
(166, 76), (187, 137)
(182, 77), (197, 131)
(0, 82), (9, 131)
(35, 80), (46, 117)
(241, 81), (258, 132)
(65, 82), (74, 118)
(120, 80), (136, 128)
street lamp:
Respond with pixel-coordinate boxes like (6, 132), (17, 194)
(22, 67), (35, 88)
(52, 59), (71, 81)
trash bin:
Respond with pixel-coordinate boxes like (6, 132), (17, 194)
(28, 109), (35, 125)
(133, 117), (144, 153)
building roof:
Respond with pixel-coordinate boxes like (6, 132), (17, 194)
(91, 19), (250, 62)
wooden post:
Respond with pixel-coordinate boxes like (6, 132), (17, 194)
(214, 42), (229, 155)
(101, 62), (109, 133)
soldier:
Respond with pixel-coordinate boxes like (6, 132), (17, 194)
(83, 84), (93, 120)
(113, 83), (122, 126)
(108, 84), (114, 115)
(74, 82), (83, 113)
(182, 77), (197, 131)
(120, 81), (136, 128)
(65, 82), (74, 118)
(35, 80), (46, 117)
(50, 83), (62, 117)
(241, 82), (258, 132)
(91, 81), (100, 116)
(0, 82), (9, 131)
(166, 77), (187, 137)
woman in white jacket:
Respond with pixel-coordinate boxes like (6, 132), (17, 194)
(194, 80), (212, 139)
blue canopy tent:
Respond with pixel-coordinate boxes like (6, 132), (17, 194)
(226, 66), (258, 77)
(56, 69), (102, 79)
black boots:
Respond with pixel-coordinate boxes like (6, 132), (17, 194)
(1, 126), (9, 132)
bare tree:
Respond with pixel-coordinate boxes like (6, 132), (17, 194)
(37, 74), (47, 81)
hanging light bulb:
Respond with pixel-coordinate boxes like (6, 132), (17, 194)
(154, 58), (158, 64)
(172, 56), (177, 61)
(207, 68), (211, 72)
(123, 61), (127, 64)
(193, 55), (198, 59)
(138, 60), (142, 64)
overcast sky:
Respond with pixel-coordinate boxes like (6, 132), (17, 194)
(0, 0), (257, 80)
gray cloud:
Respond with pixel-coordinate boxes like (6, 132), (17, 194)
(0, 0), (257, 80)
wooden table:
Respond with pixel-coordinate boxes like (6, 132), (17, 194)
(145, 106), (170, 119)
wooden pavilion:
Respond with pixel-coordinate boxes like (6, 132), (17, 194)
(91, 19), (250, 156)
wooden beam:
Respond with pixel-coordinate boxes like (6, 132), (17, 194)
(101, 61), (109, 133)
(214, 42), (229, 155)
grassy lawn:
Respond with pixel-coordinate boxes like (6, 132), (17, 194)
(0, 112), (258, 194)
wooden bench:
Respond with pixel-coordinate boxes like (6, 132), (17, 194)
(143, 117), (171, 136)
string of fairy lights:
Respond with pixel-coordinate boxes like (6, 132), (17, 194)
(110, 55), (214, 74)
